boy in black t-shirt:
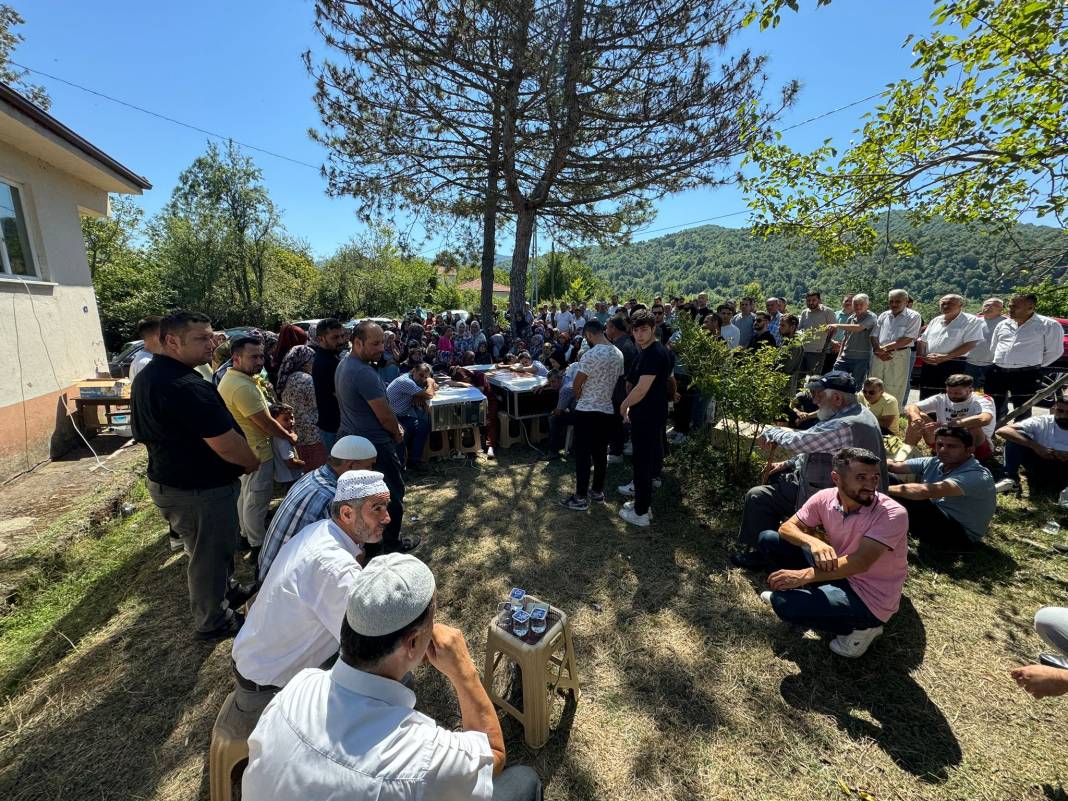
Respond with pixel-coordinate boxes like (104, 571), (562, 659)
(618, 309), (673, 526)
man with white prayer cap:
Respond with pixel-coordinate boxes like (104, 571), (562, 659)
(230, 469), (391, 714)
(257, 434), (394, 581)
(243, 554), (543, 801)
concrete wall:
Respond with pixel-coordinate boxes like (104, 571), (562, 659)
(0, 141), (112, 480)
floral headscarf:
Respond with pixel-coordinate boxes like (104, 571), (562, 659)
(276, 344), (315, 396)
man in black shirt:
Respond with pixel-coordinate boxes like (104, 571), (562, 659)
(311, 319), (347, 450)
(748, 312), (778, 350)
(607, 316), (638, 462)
(132, 311), (259, 640)
(618, 309), (673, 526)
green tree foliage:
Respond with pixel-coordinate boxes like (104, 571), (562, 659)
(530, 252), (610, 305)
(742, 0), (1068, 280)
(585, 213), (1066, 307)
(0, 5), (50, 109)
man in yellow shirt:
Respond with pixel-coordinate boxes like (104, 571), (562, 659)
(219, 336), (297, 559)
(859, 377), (901, 436)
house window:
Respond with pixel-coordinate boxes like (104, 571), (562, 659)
(0, 181), (37, 277)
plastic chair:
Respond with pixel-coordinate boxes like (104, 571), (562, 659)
(208, 690), (259, 801)
(482, 599), (580, 748)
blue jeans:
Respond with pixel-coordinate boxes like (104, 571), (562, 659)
(757, 530), (883, 635)
(832, 356), (870, 388)
(397, 410), (430, 467)
(318, 428), (338, 451)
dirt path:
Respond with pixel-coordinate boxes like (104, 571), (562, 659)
(0, 434), (146, 560)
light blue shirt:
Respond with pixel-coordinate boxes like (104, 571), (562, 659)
(903, 456), (996, 541)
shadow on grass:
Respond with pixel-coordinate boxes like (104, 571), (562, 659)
(912, 540), (1020, 592)
(772, 597), (962, 783)
(0, 527), (229, 801)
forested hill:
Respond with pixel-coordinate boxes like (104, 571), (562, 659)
(584, 214), (1067, 303)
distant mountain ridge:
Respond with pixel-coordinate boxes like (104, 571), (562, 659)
(583, 214), (1067, 303)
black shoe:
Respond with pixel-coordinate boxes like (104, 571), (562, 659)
(729, 551), (768, 571)
(541, 452), (563, 462)
(195, 612), (244, 641)
(226, 581), (256, 610)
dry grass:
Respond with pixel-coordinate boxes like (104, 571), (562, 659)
(1, 444), (1067, 801)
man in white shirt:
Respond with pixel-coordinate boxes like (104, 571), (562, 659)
(904, 373), (996, 459)
(555, 302), (575, 334)
(916, 294), (983, 398)
(798, 290), (838, 375)
(230, 470), (391, 714)
(965, 297), (1007, 389)
(560, 320), (624, 510)
(986, 292), (1065, 419)
(868, 289), (922, 404)
(128, 316), (163, 382)
(994, 395), (1068, 495)
(717, 304), (741, 348)
(243, 554), (542, 801)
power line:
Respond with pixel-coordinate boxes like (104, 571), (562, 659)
(11, 61), (321, 171)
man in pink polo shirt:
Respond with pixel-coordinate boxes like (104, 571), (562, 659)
(755, 446), (909, 657)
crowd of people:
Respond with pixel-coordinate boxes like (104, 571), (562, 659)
(122, 285), (1066, 799)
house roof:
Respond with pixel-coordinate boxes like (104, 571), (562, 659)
(459, 278), (510, 293)
(0, 82), (151, 194)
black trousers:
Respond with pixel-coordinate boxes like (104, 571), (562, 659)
(986, 365), (1043, 421)
(918, 358), (970, 399)
(1005, 441), (1068, 493)
(573, 410), (613, 497)
(630, 415), (665, 516)
(894, 495), (974, 551)
(371, 439), (405, 547)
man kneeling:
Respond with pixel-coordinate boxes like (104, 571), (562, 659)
(243, 554), (542, 801)
(756, 447), (908, 658)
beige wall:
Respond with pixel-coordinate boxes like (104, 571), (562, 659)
(0, 141), (112, 478)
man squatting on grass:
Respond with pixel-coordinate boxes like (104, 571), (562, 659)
(756, 447), (909, 658)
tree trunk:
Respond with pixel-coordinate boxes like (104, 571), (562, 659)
(480, 98), (503, 330)
(508, 206), (535, 334)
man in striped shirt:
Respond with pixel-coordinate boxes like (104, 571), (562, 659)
(257, 436), (377, 583)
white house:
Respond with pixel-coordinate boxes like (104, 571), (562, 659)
(0, 83), (151, 481)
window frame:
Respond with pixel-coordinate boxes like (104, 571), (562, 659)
(0, 175), (40, 279)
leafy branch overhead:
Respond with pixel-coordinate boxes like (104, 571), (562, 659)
(741, 0), (1068, 278)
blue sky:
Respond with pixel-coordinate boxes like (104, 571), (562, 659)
(15, 0), (936, 260)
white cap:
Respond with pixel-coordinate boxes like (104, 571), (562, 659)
(345, 553), (436, 636)
(334, 470), (390, 504)
(331, 435), (377, 461)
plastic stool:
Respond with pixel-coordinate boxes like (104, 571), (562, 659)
(452, 427), (482, 456)
(422, 430), (451, 462)
(497, 412), (524, 449)
(209, 690), (260, 801)
(528, 415), (549, 443)
(482, 599), (580, 748)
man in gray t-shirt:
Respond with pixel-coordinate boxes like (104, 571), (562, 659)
(830, 293), (877, 387)
(798, 290), (838, 373)
(335, 322), (415, 552)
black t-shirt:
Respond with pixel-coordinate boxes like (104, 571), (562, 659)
(748, 330), (777, 350)
(312, 346), (342, 433)
(627, 340), (672, 422)
(131, 355), (245, 489)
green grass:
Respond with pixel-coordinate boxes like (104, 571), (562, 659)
(1, 444), (1067, 801)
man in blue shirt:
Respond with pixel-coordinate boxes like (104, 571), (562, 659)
(386, 364), (437, 471)
(887, 425), (996, 550)
(257, 436), (378, 582)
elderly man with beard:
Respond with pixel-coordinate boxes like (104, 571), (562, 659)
(230, 470), (392, 715)
(732, 372), (886, 569)
(754, 447), (908, 658)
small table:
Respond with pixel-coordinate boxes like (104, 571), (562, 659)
(72, 397), (131, 436)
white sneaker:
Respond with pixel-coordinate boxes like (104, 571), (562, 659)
(606, 454), (623, 464)
(653, 478), (662, 488)
(486, 446), (495, 459)
(623, 500), (652, 520)
(829, 626), (884, 658)
(618, 505), (650, 527)
(759, 590), (773, 607)
(623, 442), (633, 456)
(994, 478), (1017, 493)
(617, 481), (635, 496)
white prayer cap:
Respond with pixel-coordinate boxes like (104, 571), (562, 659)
(346, 553), (436, 636)
(331, 435), (378, 461)
(333, 470), (390, 504)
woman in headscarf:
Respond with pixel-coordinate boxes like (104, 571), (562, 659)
(269, 324), (309, 385)
(276, 344), (325, 470)
(454, 321), (474, 360)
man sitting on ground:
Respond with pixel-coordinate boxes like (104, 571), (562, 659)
(1011, 606), (1068, 700)
(995, 394), (1068, 495)
(888, 426), (996, 549)
(257, 436), (377, 582)
(904, 373), (996, 460)
(858, 377), (901, 436)
(733, 371), (887, 569)
(243, 554), (542, 801)
(231, 470), (390, 714)
(756, 447), (908, 658)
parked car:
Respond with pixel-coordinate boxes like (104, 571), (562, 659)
(345, 317), (395, 329)
(107, 339), (144, 378)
